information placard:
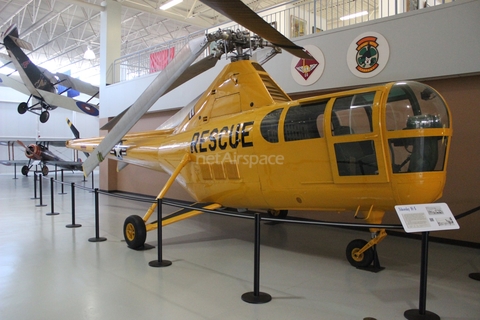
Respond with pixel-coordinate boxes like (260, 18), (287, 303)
(395, 203), (459, 233)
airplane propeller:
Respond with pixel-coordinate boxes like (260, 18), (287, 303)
(16, 140), (41, 160)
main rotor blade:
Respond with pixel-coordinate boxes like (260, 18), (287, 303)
(200, 0), (311, 59)
(100, 54), (219, 132)
(82, 36), (210, 176)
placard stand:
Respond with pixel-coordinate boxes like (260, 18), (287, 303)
(395, 203), (459, 320)
(404, 232), (439, 320)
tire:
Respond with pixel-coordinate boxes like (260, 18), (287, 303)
(18, 102), (28, 114)
(123, 215), (147, 249)
(267, 209), (288, 219)
(21, 165), (29, 176)
(42, 165), (49, 176)
(346, 239), (374, 268)
(40, 111), (50, 123)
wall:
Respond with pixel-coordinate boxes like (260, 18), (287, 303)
(100, 1), (480, 118)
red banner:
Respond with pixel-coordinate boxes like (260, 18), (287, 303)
(149, 47), (175, 73)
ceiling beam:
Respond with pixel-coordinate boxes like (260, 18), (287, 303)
(120, 0), (213, 28)
(56, 0), (105, 12)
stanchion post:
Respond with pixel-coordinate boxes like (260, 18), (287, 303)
(31, 172), (38, 199)
(36, 173), (47, 207)
(66, 182), (81, 228)
(88, 188), (107, 242)
(46, 177), (59, 215)
(404, 232), (440, 320)
(59, 169), (66, 195)
(13, 163), (18, 179)
(149, 198), (172, 268)
(241, 213), (271, 304)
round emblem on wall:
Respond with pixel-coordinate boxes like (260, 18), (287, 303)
(291, 45), (325, 86)
(347, 32), (389, 78)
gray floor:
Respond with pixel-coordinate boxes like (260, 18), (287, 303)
(0, 173), (479, 320)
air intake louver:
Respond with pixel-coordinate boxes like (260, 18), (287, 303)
(260, 74), (291, 102)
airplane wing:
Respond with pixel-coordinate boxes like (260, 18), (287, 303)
(44, 160), (83, 170)
(0, 73), (30, 96)
(54, 72), (99, 98)
(36, 88), (99, 116)
(0, 52), (12, 66)
(0, 160), (29, 166)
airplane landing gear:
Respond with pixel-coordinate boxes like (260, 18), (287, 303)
(124, 215), (147, 249)
(21, 165), (29, 176)
(267, 209), (288, 218)
(40, 111), (50, 123)
(18, 102), (28, 114)
(346, 239), (374, 268)
(42, 165), (49, 176)
(346, 229), (387, 271)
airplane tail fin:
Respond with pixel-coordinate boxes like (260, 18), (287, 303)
(66, 118), (80, 139)
(2, 24), (33, 51)
(66, 118), (90, 158)
(3, 24), (18, 38)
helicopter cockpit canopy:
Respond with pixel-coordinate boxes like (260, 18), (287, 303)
(385, 82), (450, 173)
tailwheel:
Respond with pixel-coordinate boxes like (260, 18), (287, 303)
(21, 165), (29, 176)
(18, 102), (28, 114)
(124, 215), (147, 249)
(346, 239), (374, 268)
(42, 165), (49, 176)
(267, 209), (288, 218)
(40, 111), (50, 123)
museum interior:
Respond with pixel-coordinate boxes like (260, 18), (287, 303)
(0, 1), (479, 319)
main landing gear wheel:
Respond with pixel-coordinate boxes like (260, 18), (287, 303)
(42, 165), (49, 176)
(267, 209), (288, 218)
(21, 165), (29, 176)
(123, 215), (147, 249)
(346, 239), (374, 268)
(39, 111), (50, 123)
(18, 102), (28, 114)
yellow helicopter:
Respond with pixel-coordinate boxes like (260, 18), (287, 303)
(66, 0), (452, 268)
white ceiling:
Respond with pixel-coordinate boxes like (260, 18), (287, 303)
(0, 0), (291, 83)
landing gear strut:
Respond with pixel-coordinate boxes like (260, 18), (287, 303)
(346, 229), (386, 272)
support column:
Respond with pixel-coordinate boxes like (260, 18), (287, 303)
(99, 0), (121, 192)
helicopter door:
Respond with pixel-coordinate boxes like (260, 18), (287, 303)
(326, 91), (388, 183)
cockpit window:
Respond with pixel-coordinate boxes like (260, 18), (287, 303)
(385, 82), (449, 131)
(331, 92), (375, 136)
(260, 108), (283, 143)
(386, 82), (450, 173)
(389, 136), (447, 173)
(284, 101), (327, 141)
